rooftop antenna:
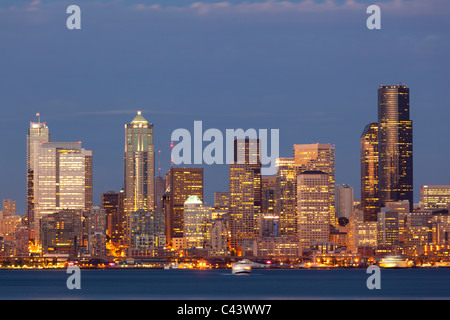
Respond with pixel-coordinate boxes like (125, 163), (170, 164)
(36, 112), (40, 124)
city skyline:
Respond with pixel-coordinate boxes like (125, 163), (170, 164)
(1, 0), (449, 215)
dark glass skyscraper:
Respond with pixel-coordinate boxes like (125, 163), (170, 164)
(361, 122), (379, 221)
(378, 84), (413, 210)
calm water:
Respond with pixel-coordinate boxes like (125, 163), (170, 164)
(0, 268), (449, 300)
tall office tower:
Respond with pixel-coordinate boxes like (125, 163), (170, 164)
(124, 111), (155, 213)
(2, 199), (16, 217)
(378, 84), (413, 211)
(214, 192), (230, 210)
(336, 184), (354, 220)
(165, 167), (204, 246)
(275, 157), (297, 236)
(261, 176), (276, 214)
(420, 185), (450, 210)
(101, 190), (125, 251)
(40, 209), (83, 256)
(297, 171), (331, 250)
(229, 138), (262, 255)
(294, 143), (336, 226)
(86, 205), (107, 257)
(33, 142), (93, 243)
(26, 119), (50, 239)
(155, 175), (166, 213)
(183, 196), (212, 249)
(360, 123), (380, 222)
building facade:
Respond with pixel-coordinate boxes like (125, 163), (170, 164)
(297, 171), (331, 250)
(294, 143), (336, 226)
(378, 84), (413, 210)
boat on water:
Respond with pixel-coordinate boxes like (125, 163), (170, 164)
(379, 255), (412, 268)
(232, 259), (252, 275)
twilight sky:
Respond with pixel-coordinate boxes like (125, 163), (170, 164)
(1, 0), (449, 214)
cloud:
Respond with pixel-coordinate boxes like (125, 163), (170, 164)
(130, 0), (450, 16)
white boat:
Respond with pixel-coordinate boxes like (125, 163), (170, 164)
(379, 255), (411, 268)
(232, 259), (252, 275)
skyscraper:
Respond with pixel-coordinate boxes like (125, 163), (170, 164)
(165, 167), (204, 246)
(294, 143), (336, 226)
(183, 195), (212, 249)
(361, 122), (379, 222)
(336, 184), (354, 220)
(378, 84), (413, 210)
(275, 157), (297, 236)
(124, 111), (155, 213)
(86, 205), (107, 257)
(26, 119), (50, 239)
(229, 138), (262, 255)
(2, 199), (16, 217)
(297, 171), (330, 250)
(101, 190), (125, 252)
(33, 141), (92, 243)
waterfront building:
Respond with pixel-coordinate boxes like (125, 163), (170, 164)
(347, 209), (377, 253)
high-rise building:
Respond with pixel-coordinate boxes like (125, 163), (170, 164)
(420, 185), (450, 210)
(261, 176), (276, 214)
(86, 205), (107, 257)
(294, 143), (336, 226)
(377, 208), (399, 247)
(26, 119), (50, 239)
(336, 184), (354, 220)
(406, 210), (433, 254)
(214, 192), (230, 210)
(208, 218), (229, 256)
(165, 167), (204, 246)
(101, 190), (125, 252)
(378, 84), (413, 210)
(229, 138), (262, 255)
(183, 196), (212, 249)
(124, 111), (155, 213)
(275, 157), (297, 236)
(297, 171), (331, 250)
(130, 209), (165, 250)
(383, 200), (410, 246)
(40, 209), (83, 256)
(155, 175), (166, 213)
(2, 199), (16, 217)
(33, 141), (92, 243)
(360, 122), (379, 222)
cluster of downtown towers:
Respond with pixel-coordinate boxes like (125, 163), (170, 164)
(25, 84), (413, 256)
